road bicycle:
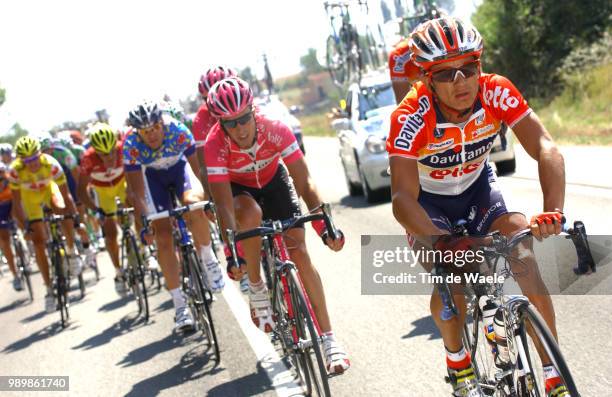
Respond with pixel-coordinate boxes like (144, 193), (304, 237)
(324, 0), (381, 86)
(145, 199), (220, 362)
(107, 198), (150, 321)
(435, 221), (582, 396)
(0, 220), (33, 301)
(226, 203), (340, 397)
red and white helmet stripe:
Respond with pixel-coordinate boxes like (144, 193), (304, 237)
(206, 77), (253, 119)
(410, 17), (483, 70)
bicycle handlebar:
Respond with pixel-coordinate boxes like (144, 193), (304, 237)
(225, 203), (338, 262)
(145, 200), (213, 223)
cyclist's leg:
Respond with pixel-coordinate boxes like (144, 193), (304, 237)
(179, 160), (212, 250)
(0, 202), (16, 277)
(489, 212), (557, 364)
(233, 193), (262, 282)
(21, 190), (52, 287)
(94, 184), (121, 270)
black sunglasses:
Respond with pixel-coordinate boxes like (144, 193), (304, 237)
(430, 61), (480, 83)
(220, 111), (253, 129)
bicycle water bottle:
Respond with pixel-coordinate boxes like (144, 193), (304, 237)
(478, 296), (498, 357)
(493, 309), (510, 365)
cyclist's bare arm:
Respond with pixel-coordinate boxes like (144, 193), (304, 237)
(209, 180), (238, 243)
(10, 189), (26, 227)
(195, 148), (211, 200)
(185, 152), (206, 200)
(390, 156), (446, 237)
(511, 112), (565, 213)
(125, 170), (149, 219)
(58, 183), (77, 214)
(286, 157), (323, 211)
(392, 80), (413, 104)
(77, 172), (96, 211)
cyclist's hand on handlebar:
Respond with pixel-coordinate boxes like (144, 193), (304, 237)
(322, 229), (345, 251)
(223, 242), (246, 281)
(530, 210), (563, 241)
(95, 207), (106, 222)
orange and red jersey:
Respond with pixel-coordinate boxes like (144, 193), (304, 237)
(388, 39), (422, 83)
(387, 73), (531, 195)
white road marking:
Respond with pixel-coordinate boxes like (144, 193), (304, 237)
(221, 275), (305, 397)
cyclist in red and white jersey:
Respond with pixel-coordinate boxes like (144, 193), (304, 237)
(205, 77), (351, 375)
(388, 37), (423, 103)
(387, 17), (568, 397)
(193, 66), (237, 191)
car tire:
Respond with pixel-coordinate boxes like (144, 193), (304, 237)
(495, 157), (516, 176)
(342, 158), (362, 196)
(359, 165), (386, 203)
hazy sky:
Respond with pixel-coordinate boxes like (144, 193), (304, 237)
(0, 0), (479, 134)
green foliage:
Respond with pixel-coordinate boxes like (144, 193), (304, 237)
(473, 0), (611, 100)
(0, 123), (29, 145)
(536, 62), (612, 145)
(300, 48), (325, 75)
(0, 85), (5, 108)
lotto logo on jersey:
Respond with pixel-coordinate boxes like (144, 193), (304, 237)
(483, 84), (520, 111)
(393, 96), (431, 151)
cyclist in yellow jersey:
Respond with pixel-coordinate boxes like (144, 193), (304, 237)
(9, 136), (83, 313)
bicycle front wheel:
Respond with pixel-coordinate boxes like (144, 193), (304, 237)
(15, 239), (33, 301)
(185, 248), (220, 362)
(288, 268), (330, 397)
(54, 249), (70, 328)
(126, 233), (149, 321)
(513, 303), (579, 397)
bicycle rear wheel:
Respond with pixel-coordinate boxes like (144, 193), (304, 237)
(185, 248), (220, 362)
(288, 268), (330, 397)
(326, 34), (348, 86)
(513, 303), (579, 397)
(126, 234), (149, 321)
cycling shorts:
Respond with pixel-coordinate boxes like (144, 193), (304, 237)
(0, 201), (12, 228)
(143, 159), (201, 214)
(92, 177), (127, 215)
(418, 164), (508, 236)
(230, 164), (302, 227)
(21, 182), (62, 221)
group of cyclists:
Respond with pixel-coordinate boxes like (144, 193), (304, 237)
(0, 66), (351, 376)
(0, 11), (575, 395)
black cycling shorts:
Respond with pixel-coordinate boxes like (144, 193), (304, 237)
(230, 164), (303, 227)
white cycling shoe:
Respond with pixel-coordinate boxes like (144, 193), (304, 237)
(322, 334), (351, 375)
(174, 306), (195, 333)
(68, 255), (83, 276)
(249, 288), (275, 333)
(203, 259), (225, 293)
(44, 293), (56, 313)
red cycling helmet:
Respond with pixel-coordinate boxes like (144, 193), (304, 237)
(198, 66), (237, 96)
(206, 77), (253, 119)
(409, 16), (483, 71)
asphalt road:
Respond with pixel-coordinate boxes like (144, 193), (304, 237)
(0, 137), (611, 397)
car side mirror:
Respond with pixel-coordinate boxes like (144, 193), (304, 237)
(331, 117), (350, 131)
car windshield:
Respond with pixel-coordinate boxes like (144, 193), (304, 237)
(358, 83), (395, 120)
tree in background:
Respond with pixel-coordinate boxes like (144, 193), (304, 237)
(300, 48), (325, 75)
(0, 85), (5, 108)
(0, 84), (29, 144)
(473, 0), (611, 100)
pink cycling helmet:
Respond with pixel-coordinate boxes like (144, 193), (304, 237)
(198, 66), (237, 96)
(206, 77), (253, 118)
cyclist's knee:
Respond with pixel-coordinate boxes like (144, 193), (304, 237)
(103, 220), (117, 239)
(154, 228), (173, 248)
(234, 195), (262, 227)
(491, 212), (528, 237)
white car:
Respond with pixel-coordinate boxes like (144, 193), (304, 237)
(332, 73), (517, 203)
(255, 95), (305, 154)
